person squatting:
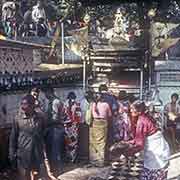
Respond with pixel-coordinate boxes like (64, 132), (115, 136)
(8, 85), (174, 180)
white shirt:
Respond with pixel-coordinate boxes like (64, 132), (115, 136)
(32, 5), (46, 23)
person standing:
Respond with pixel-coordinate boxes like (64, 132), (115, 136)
(98, 84), (119, 113)
(32, 0), (47, 36)
(44, 88), (66, 178)
(84, 90), (94, 126)
(113, 91), (132, 142)
(90, 93), (112, 167)
(98, 84), (119, 147)
(64, 91), (82, 163)
(9, 95), (45, 180)
(32, 0), (46, 24)
(164, 93), (180, 153)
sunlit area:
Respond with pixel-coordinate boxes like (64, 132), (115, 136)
(0, 0), (180, 180)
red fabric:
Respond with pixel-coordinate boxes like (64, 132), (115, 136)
(126, 113), (158, 156)
(66, 102), (81, 123)
(130, 116), (138, 138)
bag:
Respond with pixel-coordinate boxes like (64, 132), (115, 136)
(85, 103), (93, 126)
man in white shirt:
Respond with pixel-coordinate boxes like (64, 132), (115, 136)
(32, 0), (47, 36)
(32, 0), (46, 23)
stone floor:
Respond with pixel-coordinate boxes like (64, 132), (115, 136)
(0, 152), (180, 180)
(167, 151), (180, 180)
(58, 152), (180, 180)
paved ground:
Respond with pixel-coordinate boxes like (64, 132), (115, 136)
(167, 151), (180, 180)
(0, 152), (180, 180)
(58, 151), (180, 180)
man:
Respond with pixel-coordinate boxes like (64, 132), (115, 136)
(32, 0), (47, 36)
(32, 0), (46, 24)
(9, 95), (45, 180)
(43, 88), (66, 178)
(164, 93), (180, 153)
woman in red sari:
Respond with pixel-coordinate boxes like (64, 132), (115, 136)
(124, 101), (170, 180)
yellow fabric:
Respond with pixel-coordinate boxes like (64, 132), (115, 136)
(89, 119), (108, 166)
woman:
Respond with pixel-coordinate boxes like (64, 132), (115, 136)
(113, 91), (132, 142)
(64, 91), (81, 162)
(90, 93), (112, 167)
(9, 95), (45, 180)
(124, 101), (170, 180)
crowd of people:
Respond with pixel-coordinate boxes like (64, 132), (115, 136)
(0, 0), (59, 39)
(7, 84), (180, 180)
(9, 87), (82, 180)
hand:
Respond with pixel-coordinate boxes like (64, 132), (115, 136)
(168, 112), (177, 121)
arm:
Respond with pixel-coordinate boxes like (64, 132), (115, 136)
(176, 104), (180, 117)
(107, 103), (112, 118)
(125, 119), (147, 156)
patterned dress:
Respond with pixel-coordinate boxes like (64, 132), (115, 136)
(64, 101), (81, 162)
(113, 102), (132, 142)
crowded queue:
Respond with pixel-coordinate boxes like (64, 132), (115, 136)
(8, 84), (179, 180)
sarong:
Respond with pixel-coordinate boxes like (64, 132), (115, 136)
(140, 167), (168, 180)
(64, 122), (79, 162)
(89, 119), (108, 167)
(141, 130), (170, 180)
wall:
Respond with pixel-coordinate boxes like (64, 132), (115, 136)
(0, 86), (84, 125)
(154, 60), (180, 105)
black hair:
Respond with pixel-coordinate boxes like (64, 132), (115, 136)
(98, 84), (108, 92)
(85, 90), (94, 101)
(22, 94), (36, 107)
(30, 87), (40, 94)
(132, 100), (146, 113)
(118, 90), (128, 100)
(67, 91), (76, 100)
(132, 100), (157, 124)
(171, 93), (179, 100)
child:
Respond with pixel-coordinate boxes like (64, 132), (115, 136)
(113, 102), (132, 142)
